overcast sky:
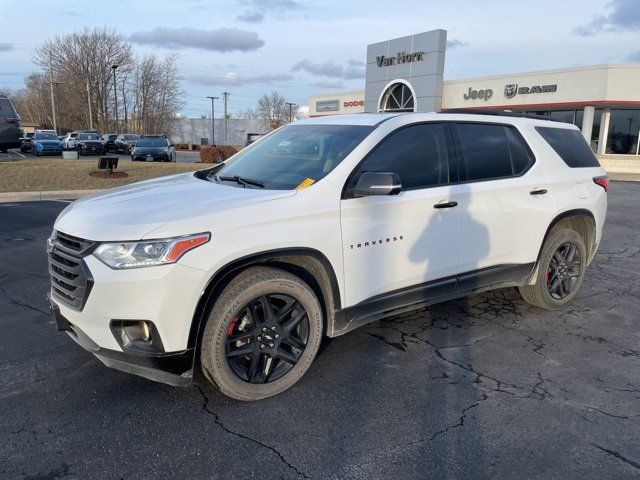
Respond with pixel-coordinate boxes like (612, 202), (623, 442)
(0, 0), (638, 117)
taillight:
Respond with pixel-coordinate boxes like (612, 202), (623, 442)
(593, 175), (609, 192)
(5, 117), (20, 124)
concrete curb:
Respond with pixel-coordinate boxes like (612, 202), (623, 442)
(0, 190), (101, 203)
(0, 173), (637, 203)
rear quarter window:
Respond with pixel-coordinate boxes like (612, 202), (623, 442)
(536, 126), (600, 168)
(0, 98), (16, 113)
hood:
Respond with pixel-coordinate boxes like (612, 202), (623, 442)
(54, 172), (297, 241)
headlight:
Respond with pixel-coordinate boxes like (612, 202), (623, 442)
(94, 233), (210, 269)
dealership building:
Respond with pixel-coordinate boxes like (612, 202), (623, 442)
(309, 30), (640, 172)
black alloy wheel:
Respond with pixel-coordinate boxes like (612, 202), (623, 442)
(546, 242), (582, 300)
(225, 294), (310, 384)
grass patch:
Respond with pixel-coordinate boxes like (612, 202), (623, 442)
(0, 158), (206, 192)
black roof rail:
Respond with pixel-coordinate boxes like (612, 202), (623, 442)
(441, 109), (562, 122)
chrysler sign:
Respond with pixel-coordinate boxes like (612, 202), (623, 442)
(316, 99), (340, 112)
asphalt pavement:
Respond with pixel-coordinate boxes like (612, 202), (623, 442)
(1, 183), (639, 479)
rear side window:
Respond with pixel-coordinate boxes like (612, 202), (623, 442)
(0, 98), (16, 114)
(536, 127), (600, 168)
(452, 123), (533, 182)
(353, 123), (450, 190)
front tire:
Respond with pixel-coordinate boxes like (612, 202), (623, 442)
(200, 266), (323, 401)
(519, 228), (587, 310)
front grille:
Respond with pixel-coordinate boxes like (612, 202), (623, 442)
(48, 231), (96, 310)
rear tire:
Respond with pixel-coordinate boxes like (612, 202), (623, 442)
(200, 266), (323, 401)
(519, 228), (587, 310)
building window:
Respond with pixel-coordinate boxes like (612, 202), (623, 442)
(379, 83), (415, 112)
(607, 109), (640, 155)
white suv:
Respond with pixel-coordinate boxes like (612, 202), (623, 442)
(48, 112), (608, 400)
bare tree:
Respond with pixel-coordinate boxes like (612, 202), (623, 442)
(237, 108), (259, 120)
(130, 54), (183, 135)
(9, 28), (182, 135)
(256, 91), (291, 130)
(32, 28), (135, 133)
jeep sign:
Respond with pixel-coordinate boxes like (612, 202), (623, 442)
(463, 87), (494, 101)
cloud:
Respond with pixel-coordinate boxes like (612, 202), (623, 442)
(60, 10), (84, 17)
(446, 39), (468, 48)
(237, 12), (265, 23)
(626, 51), (640, 62)
(189, 72), (294, 86)
(311, 80), (346, 89)
(129, 27), (265, 52)
(236, 0), (300, 22)
(241, 0), (301, 9)
(0, 43), (14, 52)
(292, 59), (365, 80)
(575, 0), (640, 35)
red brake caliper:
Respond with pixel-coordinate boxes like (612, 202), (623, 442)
(227, 316), (239, 335)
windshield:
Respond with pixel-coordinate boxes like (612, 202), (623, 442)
(124, 135), (140, 140)
(216, 124), (374, 189)
(34, 132), (58, 140)
(137, 138), (168, 147)
(78, 133), (100, 140)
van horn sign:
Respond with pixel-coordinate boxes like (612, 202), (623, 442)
(376, 51), (426, 67)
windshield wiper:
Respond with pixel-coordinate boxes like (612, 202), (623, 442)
(218, 175), (265, 188)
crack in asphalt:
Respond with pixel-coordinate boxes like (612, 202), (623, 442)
(430, 393), (489, 441)
(593, 444), (640, 471)
(195, 385), (310, 479)
(0, 273), (50, 317)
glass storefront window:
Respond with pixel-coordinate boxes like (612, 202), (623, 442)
(575, 109), (584, 130)
(549, 110), (576, 124)
(606, 109), (640, 155)
(591, 108), (602, 153)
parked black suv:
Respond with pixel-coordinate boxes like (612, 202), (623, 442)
(114, 134), (140, 154)
(0, 96), (22, 153)
(101, 134), (117, 152)
(77, 132), (105, 156)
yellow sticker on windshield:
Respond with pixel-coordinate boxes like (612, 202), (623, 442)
(296, 178), (315, 190)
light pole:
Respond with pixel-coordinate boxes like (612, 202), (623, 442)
(111, 64), (119, 134)
(206, 96), (218, 146)
(222, 91), (229, 145)
(286, 102), (296, 123)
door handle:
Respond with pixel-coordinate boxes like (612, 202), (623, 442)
(433, 201), (458, 209)
(530, 189), (548, 196)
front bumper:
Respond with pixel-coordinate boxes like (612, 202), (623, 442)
(133, 154), (169, 162)
(36, 147), (63, 154)
(79, 144), (104, 154)
(53, 255), (206, 352)
(51, 300), (194, 386)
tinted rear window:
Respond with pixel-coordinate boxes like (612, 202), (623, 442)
(536, 127), (600, 168)
(0, 98), (16, 113)
(453, 123), (533, 182)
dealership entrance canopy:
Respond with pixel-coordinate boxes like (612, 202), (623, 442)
(309, 29), (640, 172)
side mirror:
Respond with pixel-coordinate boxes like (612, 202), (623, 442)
(353, 172), (402, 198)
(170, 143), (175, 148)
